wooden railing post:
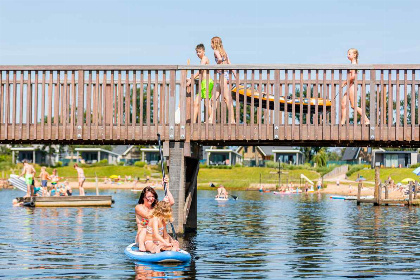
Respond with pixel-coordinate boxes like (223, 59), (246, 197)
(77, 70), (84, 139)
(179, 70), (187, 140)
(369, 69), (376, 140)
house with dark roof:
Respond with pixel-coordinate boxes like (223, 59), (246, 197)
(205, 146), (242, 166)
(372, 149), (418, 168)
(341, 147), (372, 165)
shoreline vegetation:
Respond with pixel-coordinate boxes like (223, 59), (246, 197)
(1, 164), (417, 199)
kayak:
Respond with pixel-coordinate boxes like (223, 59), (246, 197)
(124, 243), (191, 263)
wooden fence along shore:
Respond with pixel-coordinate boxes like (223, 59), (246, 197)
(0, 65), (419, 146)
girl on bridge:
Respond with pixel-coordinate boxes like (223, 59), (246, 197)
(211, 36), (236, 124)
(341, 48), (370, 125)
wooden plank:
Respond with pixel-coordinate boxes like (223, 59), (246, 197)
(395, 70), (400, 141)
(139, 71), (144, 140)
(169, 70), (176, 140)
(94, 71), (99, 140)
(180, 70), (187, 141)
(299, 70), (304, 140)
(117, 70), (122, 140)
(4, 71), (9, 139)
(291, 70), (296, 140)
(361, 70), (366, 140)
(250, 70), (255, 140)
(235, 69), (240, 138)
(27, 71), (32, 140)
(132, 70), (137, 140)
(266, 71), (271, 140)
(102, 71), (107, 141)
(77, 70), (84, 139)
(307, 71), (312, 139)
(322, 70), (327, 141)
(228, 70), (233, 140)
(314, 70), (319, 141)
(19, 71), (24, 139)
(388, 71), (392, 140)
(146, 70), (151, 140)
(126, 70), (130, 140)
(154, 70), (158, 136)
(70, 71), (76, 140)
(274, 70), (280, 140)
(0, 71), (2, 138)
(243, 71), (247, 140)
(54, 71), (60, 139)
(86, 71), (92, 139)
(48, 71), (53, 140)
(258, 70), (263, 140)
(403, 70), (408, 141)
(411, 70), (415, 141)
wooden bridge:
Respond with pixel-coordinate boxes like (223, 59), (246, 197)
(1, 64), (419, 233)
(0, 65), (418, 147)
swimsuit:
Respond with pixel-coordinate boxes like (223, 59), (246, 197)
(144, 224), (165, 246)
(200, 79), (214, 99)
(136, 213), (149, 227)
(24, 174), (33, 185)
(215, 55), (230, 80)
(41, 180), (48, 187)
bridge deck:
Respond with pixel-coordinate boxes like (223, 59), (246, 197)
(0, 65), (419, 146)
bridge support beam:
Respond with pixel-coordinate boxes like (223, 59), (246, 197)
(168, 141), (200, 234)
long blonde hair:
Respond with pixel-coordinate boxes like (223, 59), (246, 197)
(348, 48), (359, 64)
(211, 36), (227, 61)
(152, 201), (174, 223)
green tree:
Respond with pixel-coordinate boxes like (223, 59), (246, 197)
(313, 148), (327, 167)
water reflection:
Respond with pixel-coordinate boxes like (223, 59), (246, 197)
(2, 189), (420, 279)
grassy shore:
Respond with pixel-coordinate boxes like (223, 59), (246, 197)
(197, 167), (320, 190)
(347, 167), (417, 183)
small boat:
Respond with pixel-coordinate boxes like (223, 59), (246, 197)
(231, 85), (332, 114)
(125, 243), (191, 263)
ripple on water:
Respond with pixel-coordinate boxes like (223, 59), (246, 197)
(1, 189), (420, 279)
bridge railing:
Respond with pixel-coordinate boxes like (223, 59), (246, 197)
(0, 65), (418, 145)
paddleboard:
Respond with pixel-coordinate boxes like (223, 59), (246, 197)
(8, 174), (28, 192)
(330, 195), (346, 200)
(125, 243), (191, 263)
(215, 197), (229, 201)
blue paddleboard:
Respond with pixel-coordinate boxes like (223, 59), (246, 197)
(125, 243), (191, 263)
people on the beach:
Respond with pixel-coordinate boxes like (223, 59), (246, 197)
(186, 43), (214, 123)
(144, 201), (180, 253)
(341, 48), (370, 125)
(20, 160), (36, 197)
(74, 164), (85, 196)
(216, 184), (228, 199)
(40, 167), (50, 194)
(135, 177), (174, 252)
(64, 180), (72, 196)
(211, 36), (236, 124)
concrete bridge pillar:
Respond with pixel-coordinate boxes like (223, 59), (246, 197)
(168, 141), (200, 234)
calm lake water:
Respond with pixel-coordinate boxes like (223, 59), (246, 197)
(1, 189), (420, 279)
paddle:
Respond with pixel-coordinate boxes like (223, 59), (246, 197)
(157, 133), (178, 241)
(210, 183), (238, 200)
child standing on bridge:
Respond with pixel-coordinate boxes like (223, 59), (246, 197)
(186, 44), (214, 123)
(211, 36), (236, 124)
(341, 48), (370, 125)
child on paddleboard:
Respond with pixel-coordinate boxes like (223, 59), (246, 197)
(186, 43), (214, 123)
(144, 201), (179, 253)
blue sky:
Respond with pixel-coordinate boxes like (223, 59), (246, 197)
(0, 0), (419, 65)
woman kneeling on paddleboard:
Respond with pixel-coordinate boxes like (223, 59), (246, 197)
(144, 201), (180, 253)
(135, 177), (174, 252)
